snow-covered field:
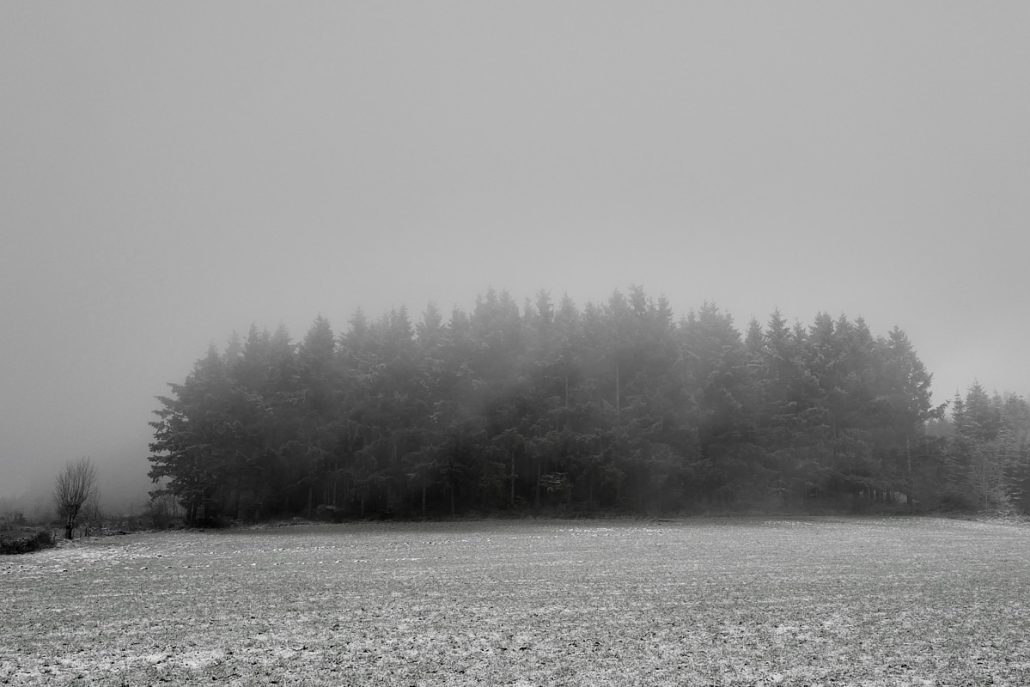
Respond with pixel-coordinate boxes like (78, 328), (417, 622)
(2, 517), (1029, 686)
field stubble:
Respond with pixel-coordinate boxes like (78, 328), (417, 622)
(2, 517), (1029, 686)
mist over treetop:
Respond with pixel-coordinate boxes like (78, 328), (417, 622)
(148, 287), (1030, 522)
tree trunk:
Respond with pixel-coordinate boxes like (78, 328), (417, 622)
(510, 450), (516, 508)
(905, 437), (913, 509)
(615, 362), (621, 415)
(332, 463), (339, 508)
(535, 460), (541, 508)
(64, 504), (80, 539)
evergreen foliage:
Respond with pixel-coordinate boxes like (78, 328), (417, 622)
(147, 288), (1030, 522)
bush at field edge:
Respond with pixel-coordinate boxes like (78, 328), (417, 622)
(0, 529), (56, 555)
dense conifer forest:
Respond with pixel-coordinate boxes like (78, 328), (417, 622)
(147, 287), (1030, 524)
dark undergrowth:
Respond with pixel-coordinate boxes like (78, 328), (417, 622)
(0, 528), (55, 555)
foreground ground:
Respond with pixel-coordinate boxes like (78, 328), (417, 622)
(2, 517), (1029, 686)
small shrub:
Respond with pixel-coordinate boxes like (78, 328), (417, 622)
(315, 504), (344, 522)
(937, 487), (978, 513)
(147, 494), (184, 530)
(0, 529), (55, 555)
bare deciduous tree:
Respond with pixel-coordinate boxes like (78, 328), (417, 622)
(54, 458), (98, 539)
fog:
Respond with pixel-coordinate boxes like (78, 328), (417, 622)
(2, 2), (1029, 513)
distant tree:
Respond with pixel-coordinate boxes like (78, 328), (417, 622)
(298, 315), (340, 512)
(949, 384), (1030, 513)
(148, 345), (237, 524)
(866, 328), (941, 507)
(54, 457), (98, 539)
(679, 303), (755, 504)
(1001, 394), (1030, 512)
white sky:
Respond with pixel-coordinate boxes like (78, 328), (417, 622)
(2, 2), (1029, 506)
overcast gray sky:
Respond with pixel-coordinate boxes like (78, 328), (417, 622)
(2, 2), (1029, 508)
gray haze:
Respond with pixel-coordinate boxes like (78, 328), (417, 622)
(2, 3), (1029, 511)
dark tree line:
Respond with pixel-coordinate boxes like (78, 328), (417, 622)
(148, 287), (1030, 524)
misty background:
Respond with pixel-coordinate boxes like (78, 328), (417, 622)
(2, 2), (1028, 515)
